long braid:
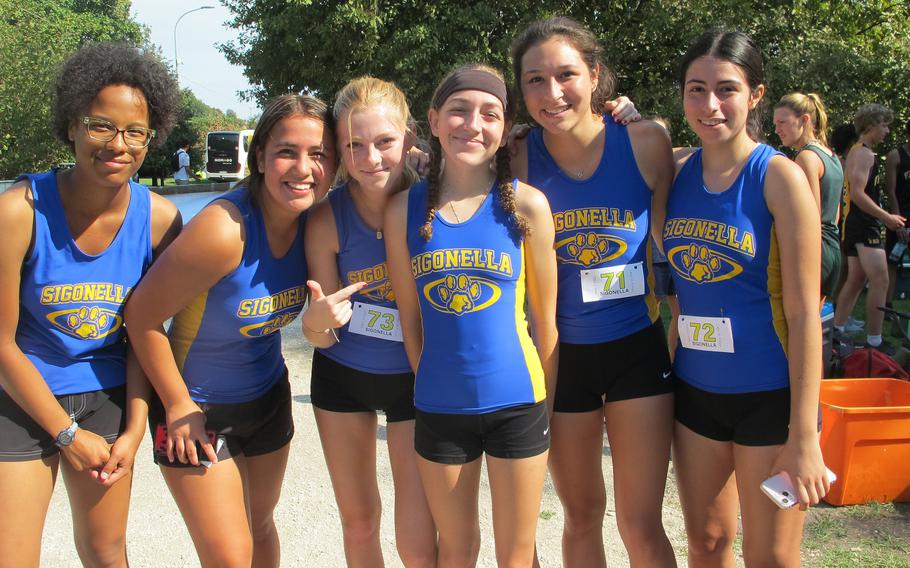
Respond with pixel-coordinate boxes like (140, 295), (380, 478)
(494, 146), (531, 238)
(419, 137), (443, 241)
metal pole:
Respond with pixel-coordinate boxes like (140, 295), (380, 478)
(173, 6), (215, 83)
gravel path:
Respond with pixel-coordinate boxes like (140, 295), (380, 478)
(41, 325), (690, 567)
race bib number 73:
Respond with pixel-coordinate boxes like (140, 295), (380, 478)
(348, 302), (403, 342)
(678, 315), (735, 353)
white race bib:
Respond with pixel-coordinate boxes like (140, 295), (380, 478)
(348, 302), (403, 342)
(678, 315), (735, 353)
(580, 262), (645, 303)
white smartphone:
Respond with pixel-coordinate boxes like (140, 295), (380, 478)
(760, 468), (837, 509)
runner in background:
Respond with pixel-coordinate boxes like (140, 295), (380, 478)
(773, 92), (844, 303)
(885, 118), (910, 305)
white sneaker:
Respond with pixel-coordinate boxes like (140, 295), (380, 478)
(844, 316), (865, 333)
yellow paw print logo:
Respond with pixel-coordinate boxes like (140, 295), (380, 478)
(375, 280), (395, 302)
(66, 307), (111, 339)
(437, 274), (482, 315)
(681, 244), (722, 283)
(361, 279), (395, 302)
(568, 232), (609, 267)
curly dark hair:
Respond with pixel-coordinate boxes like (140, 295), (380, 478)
(52, 42), (180, 150)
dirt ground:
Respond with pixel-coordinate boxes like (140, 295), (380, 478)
(40, 324), (906, 567)
(39, 325), (688, 566)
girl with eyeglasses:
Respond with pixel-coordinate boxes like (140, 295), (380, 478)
(0, 42), (181, 566)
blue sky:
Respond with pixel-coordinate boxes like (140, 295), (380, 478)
(130, 1), (259, 119)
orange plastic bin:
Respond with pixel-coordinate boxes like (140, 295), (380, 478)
(819, 378), (910, 505)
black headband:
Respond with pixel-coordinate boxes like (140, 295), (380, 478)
(431, 69), (508, 111)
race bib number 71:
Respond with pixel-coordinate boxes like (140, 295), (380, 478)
(580, 262), (645, 303)
(678, 315), (735, 353)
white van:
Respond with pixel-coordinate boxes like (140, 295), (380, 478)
(205, 130), (254, 182)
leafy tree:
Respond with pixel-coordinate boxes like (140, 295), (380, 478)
(220, 0), (910, 147)
(0, 0), (144, 178)
(139, 88), (254, 185)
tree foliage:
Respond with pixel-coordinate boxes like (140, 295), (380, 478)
(220, 0), (910, 147)
(139, 88), (254, 184)
(0, 0), (144, 178)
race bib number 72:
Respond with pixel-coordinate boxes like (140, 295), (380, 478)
(678, 315), (735, 353)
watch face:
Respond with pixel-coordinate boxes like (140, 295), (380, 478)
(56, 423), (77, 447)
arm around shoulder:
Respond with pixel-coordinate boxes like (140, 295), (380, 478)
(628, 120), (674, 248)
(384, 190), (422, 372)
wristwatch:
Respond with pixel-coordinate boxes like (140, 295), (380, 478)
(54, 420), (79, 447)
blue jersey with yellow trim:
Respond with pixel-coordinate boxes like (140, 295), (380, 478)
(317, 184), (410, 374)
(405, 179), (545, 414)
(169, 188), (306, 403)
(664, 144), (790, 394)
(15, 172), (152, 395)
(526, 118), (658, 343)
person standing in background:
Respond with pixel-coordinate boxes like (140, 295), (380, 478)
(773, 92), (844, 303)
(173, 141), (196, 185)
(833, 104), (902, 351)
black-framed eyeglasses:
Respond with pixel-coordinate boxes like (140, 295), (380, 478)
(81, 116), (156, 148)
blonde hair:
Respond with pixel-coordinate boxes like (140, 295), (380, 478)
(775, 92), (830, 147)
(332, 76), (418, 191)
(854, 103), (894, 136)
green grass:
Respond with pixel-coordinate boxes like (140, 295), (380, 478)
(656, 292), (910, 566)
(844, 500), (898, 521)
(137, 177), (213, 187)
(802, 502), (910, 567)
(804, 513), (848, 545)
(840, 292), (910, 351)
